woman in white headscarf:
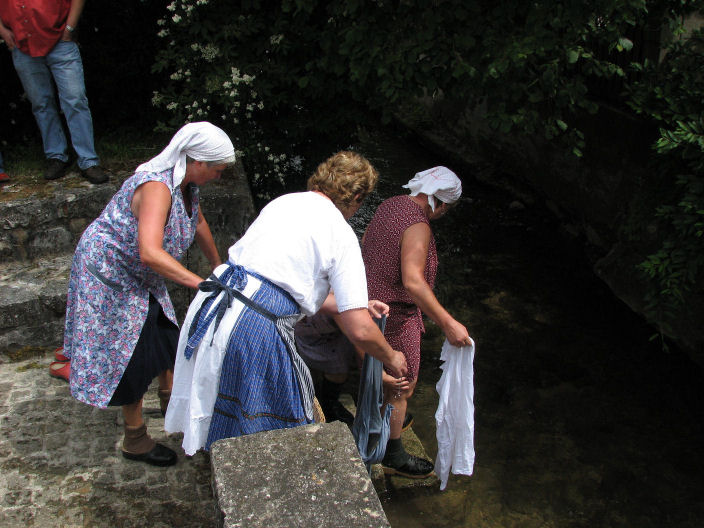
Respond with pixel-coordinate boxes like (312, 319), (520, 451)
(361, 166), (472, 479)
(56, 122), (235, 467)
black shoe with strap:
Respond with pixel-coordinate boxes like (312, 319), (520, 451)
(382, 454), (434, 479)
(122, 442), (178, 467)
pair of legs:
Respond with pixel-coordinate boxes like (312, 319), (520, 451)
(380, 312), (434, 478)
(11, 41), (99, 169)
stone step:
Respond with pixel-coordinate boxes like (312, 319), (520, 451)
(0, 168), (255, 361)
(0, 173), (121, 264)
(0, 255), (72, 360)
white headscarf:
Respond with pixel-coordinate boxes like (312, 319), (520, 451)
(402, 166), (462, 212)
(135, 122), (235, 189)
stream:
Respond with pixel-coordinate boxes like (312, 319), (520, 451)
(339, 127), (704, 528)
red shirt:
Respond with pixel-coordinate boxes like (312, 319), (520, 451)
(0, 0), (71, 57)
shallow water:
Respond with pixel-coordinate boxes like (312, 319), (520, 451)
(345, 128), (704, 527)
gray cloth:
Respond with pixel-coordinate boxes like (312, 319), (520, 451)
(352, 315), (392, 473)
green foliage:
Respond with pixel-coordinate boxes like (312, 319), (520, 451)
(151, 0), (664, 195)
(628, 26), (704, 334)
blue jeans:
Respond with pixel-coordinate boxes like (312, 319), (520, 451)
(12, 41), (99, 170)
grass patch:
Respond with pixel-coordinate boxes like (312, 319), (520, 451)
(2, 125), (173, 183)
(1, 125), (176, 201)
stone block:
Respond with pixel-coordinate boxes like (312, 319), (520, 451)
(210, 421), (390, 528)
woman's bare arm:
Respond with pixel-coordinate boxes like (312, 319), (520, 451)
(401, 222), (471, 346)
(132, 181), (204, 289)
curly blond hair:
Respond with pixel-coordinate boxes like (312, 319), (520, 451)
(307, 151), (378, 209)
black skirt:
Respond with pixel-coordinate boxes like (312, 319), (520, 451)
(108, 294), (178, 406)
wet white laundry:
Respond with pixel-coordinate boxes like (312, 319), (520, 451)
(435, 338), (475, 490)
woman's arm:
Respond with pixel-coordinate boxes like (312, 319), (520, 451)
(401, 222), (471, 346)
(194, 211), (222, 271)
(336, 308), (407, 378)
(133, 181), (204, 289)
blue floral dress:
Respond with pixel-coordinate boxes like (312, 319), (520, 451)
(63, 169), (199, 408)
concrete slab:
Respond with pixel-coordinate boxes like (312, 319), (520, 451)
(210, 422), (391, 528)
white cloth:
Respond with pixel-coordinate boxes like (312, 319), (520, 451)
(435, 338), (475, 491)
(227, 191), (369, 316)
(135, 121), (235, 189)
(165, 270), (263, 455)
(402, 166), (462, 212)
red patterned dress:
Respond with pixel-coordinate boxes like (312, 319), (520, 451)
(362, 195), (438, 381)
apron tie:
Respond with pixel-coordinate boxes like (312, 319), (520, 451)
(184, 265), (248, 359)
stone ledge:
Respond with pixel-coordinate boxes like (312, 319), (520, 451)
(210, 421), (391, 528)
(0, 167), (255, 360)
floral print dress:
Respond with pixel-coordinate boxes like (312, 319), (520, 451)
(63, 168), (199, 408)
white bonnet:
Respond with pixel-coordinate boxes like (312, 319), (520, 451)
(402, 166), (462, 211)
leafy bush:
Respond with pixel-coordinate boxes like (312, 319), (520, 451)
(628, 26), (704, 336)
(151, 0), (661, 198)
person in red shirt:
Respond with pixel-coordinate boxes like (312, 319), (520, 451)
(362, 166), (472, 478)
(0, 0), (107, 183)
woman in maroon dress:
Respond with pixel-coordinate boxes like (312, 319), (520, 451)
(362, 166), (472, 478)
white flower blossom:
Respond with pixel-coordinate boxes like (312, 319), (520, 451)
(200, 44), (220, 62)
(172, 14), (182, 23)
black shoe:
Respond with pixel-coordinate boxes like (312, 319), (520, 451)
(81, 165), (108, 184)
(320, 398), (355, 426)
(382, 454), (434, 479)
(401, 412), (414, 432)
(122, 442), (177, 467)
(44, 158), (71, 180)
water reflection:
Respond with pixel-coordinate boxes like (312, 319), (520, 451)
(345, 127), (704, 528)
